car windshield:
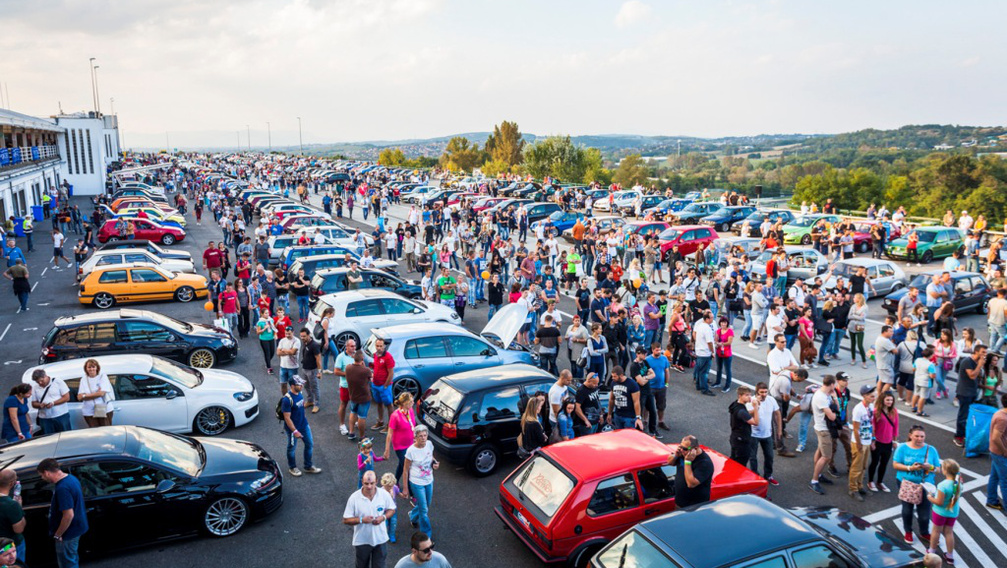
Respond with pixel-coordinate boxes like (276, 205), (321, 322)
(510, 455), (576, 519)
(146, 312), (192, 332)
(422, 381), (465, 422)
(548, 211), (566, 221)
(830, 263), (859, 277)
(132, 429), (203, 476)
(149, 357), (203, 388)
(756, 250), (776, 262)
(789, 216), (818, 228)
(911, 231), (937, 243)
(681, 204), (704, 213)
(657, 229), (680, 240)
(909, 274), (932, 288)
(596, 530), (678, 568)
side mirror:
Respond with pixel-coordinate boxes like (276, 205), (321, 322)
(165, 390), (178, 400)
(482, 349), (497, 357)
(156, 479), (176, 493)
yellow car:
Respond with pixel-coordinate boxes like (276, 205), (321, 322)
(117, 207), (187, 228)
(79, 263), (208, 309)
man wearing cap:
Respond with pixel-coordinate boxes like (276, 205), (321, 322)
(280, 376), (321, 477)
(849, 384), (876, 502)
(830, 373), (854, 477)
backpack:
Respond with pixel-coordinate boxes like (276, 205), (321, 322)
(275, 393), (293, 421)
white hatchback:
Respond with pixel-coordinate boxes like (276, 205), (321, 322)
(308, 289), (462, 351)
(22, 354), (258, 436)
(80, 248), (195, 278)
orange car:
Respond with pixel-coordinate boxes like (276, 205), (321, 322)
(110, 197), (177, 213)
(78, 263), (208, 309)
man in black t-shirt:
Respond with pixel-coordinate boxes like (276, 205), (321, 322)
(667, 435), (714, 508)
(574, 373), (602, 437)
(955, 345), (986, 446)
(298, 328), (323, 413)
(607, 366), (641, 431)
(728, 386), (759, 468)
(783, 298), (801, 350)
(629, 348), (659, 438)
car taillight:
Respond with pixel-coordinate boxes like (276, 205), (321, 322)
(79, 285), (85, 293)
(442, 423), (457, 439)
(532, 525), (552, 550)
(42, 348), (56, 361)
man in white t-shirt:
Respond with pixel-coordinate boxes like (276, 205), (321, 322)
(548, 371), (573, 429)
(693, 310), (716, 395)
(277, 327), (301, 388)
(848, 384), (876, 501)
(30, 369), (72, 434)
(343, 470), (396, 568)
(749, 382), (782, 486)
(809, 375), (838, 495)
(764, 304), (786, 342)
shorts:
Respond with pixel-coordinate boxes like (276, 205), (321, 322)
(914, 384), (930, 400)
(340, 387), (350, 403)
(519, 322), (531, 333)
(897, 372), (914, 389)
(280, 367), (298, 384)
(53, 246), (63, 257)
(879, 370), (896, 385)
(371, 383), (393, 406)
(816, 430), (834, 459)
(350, 401), (371, 419)
(931, 512), (957, 527)
(653, 387), (668, 411)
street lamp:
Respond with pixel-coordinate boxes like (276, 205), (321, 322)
(246, 125), (251, 150)
(266, 122), (271, 153)
(297, 117), (303, 156)
(236, 131), (241, 151)
(88, 58), (97, 113)
(93, 65), (102, 114)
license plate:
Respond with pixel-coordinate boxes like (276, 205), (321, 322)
(423, 414), (436, 428)
(514, 510), (530, 528)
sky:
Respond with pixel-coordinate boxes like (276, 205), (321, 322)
(1, 0), (1004, 149)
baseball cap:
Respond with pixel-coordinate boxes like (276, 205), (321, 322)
(860, 384), (876, 396)
(289, 376), (306, 386)
(835, 372), (850, 382)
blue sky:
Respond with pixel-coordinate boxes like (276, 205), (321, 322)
(1, 0), (1003, 148)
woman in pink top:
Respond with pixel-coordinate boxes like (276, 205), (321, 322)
(868, 390), (900, 492)
(797, 307), (817, 367)
(384, 391), (418, 482)
(712, 318), (734, 392)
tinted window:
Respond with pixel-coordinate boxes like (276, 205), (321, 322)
(346, 299), (382, 317)
(124, 253), (153, 264)
(115, 375), (179, 400)
(381, 298), (416, 315)
(119, 321), (173, 342)
(447, 335), (488, 357)
(17, 476), (52, 508)
(596, 530), (677, 568)
(681, 230), (696, 241)
(96, 254), (123, 266)
(509, 456), (576, 519)
(75, 323), (116, 347)
(637, 465), (676, 503)
(404, 337), (449, 359)
(75, 461), (167, 497)
(791, 545), (850, 568)
(696, 229), (711, 239)
(954, 278), (972, 294)
(478, 386), (521, 421)
(131, 268), (167, 283)
(587, 474), (640, 516)
(369, 274), (398, 289)
(98, 270), (128, 284)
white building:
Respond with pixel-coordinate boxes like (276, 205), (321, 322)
(52, 111), (122, 195)
(0, 108), (64, 221)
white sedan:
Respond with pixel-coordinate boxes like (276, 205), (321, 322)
(80, 248), (195, 277)
(22, 354), (259, 436)
(308, 289), (462, 351)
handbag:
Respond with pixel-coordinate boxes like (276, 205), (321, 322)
(897, 446), (929, 505)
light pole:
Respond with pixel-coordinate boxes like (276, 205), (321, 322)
(88, 58), (97, 113)
(266, 122), (271, 153)
(110, 97), (115, 115)
(297, 116), (303, 156)
(237, 131), (241, 151)
(246, 125), (251, 150)
(93, 65), (102, 114)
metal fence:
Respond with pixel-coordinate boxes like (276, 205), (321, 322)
(0, 145), (60, 169)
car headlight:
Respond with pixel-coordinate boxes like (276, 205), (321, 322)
(233, 391), (254, 402)
(249, 471), (277, 492)
(222, 337), (235, 347)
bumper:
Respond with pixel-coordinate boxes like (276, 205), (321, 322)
(427, 430), (476, 464)
(783, 234), (802, 244)
(250, 480), (284, 520)
(217, 344), (240, 363)
(495, 506), (563, 563)
(234, 396), (260, 428)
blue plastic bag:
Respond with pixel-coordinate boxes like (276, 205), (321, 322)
(965, 403), (997, 458)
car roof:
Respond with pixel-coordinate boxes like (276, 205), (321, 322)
(543, 430), (675, 482)
(439, 363), (552, 393)
(669, 224), (714, 231)
(54, 308), (158, 326)
(91, 247), (153, 256)
(637, 495), (820, 567)
(371, 322), (465, 339)
(914, 226), (957, 233)
(24, 354), (155, 381)
(836, 257), (890, 267)
(914, 270), (981, 280)
(0, 427), (130, 473)
(319, 289), (402, 303)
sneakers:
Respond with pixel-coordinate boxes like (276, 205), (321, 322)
(827, 464), (840, 477)
(371, 422), (385, 431)
(748, 343), (759, 349)
(987, 501), (1004, 510)
(879, 483), (891, 493)
(952, 398), (960, 407)
(818, 360), (830, 367)
(777, 449), (797, 458)
(289, 467), (303, 477)
(795, 444), (805, 453)
(868, 482), (878, 492)
(919, 532), (930, 543)
(818, 475), (834, 485)
(767, 476), (780, 486)
(347, 433), (358, 441)
(849, 490), (864, 502)
(339, 424), (349, 435)
(658, 422), (670, 431)
(953, 437), (964, 448)
(311, 406), (320, 414)
(303, 466), (322, 474)
(809, 481), (825, 495)
(904, 532), (913, 544)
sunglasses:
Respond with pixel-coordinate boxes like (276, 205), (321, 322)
(419, 544), (435, 554)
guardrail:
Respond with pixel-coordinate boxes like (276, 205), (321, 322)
(0, 145), (61, 170)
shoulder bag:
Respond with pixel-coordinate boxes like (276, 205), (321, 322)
(897, 445), (929, 505)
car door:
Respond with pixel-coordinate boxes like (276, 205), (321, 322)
(787, 543), (853, 568)
(95, 253), (125, 267)
(787, 252), (818, 282)
(344, 299), (384, 340)
(970, 276), (989, 311)
(869, 265), (890, 295)
(379, 297), (420, 326)
(132, 220), (157, 240)
(117, 320), (186, 360)
(636, 464), (678, 517)
(97, 268), (130, 300)
(129, 267), (172, 301)
(112, 373), (187, 432)
(124, 252), (157, 267)
(678, 230), (697, 255)
(402, 337), (455, 386)
(953, 277), (975, 311)
(582, 473), (643, 539)
(446, 334), (500, 373)
(474, 385), (523, 453)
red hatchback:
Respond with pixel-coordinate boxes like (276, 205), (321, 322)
(496, 430), (767, 567)
(97, 218), (186, 245)
(657, 224), (719, 262)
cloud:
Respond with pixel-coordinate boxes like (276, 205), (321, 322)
(614, 1), (652, 29)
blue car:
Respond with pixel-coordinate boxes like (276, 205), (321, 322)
(644, 198), (693, 217)
(531, 210), (586, 235)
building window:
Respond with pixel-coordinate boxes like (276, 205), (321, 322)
(86, 129), (94, 174)
(70, 130), (80, 175)
(63, 132), (72, 172)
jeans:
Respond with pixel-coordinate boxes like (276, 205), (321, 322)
(643, 328), (659, 350)
(798, 411), (813, 447)
(55, 535), (80, 568)
(785, 333), (797, 350)
(280, 367), (299, 385)
(748, 436), (774, 478)
(740, 311), (753, 340)
(224, 313), (239, 335)
(322, 337), (339, 369)
(286, 425), (314, 469)
(354, 543), (387, 568)
(613, 416), (637, 430)
(297, 295), (310, 321)
(488, 303), (501, 319)
(539, 351), (558, 375)
(394, 448), (407, 484)
(641, 391), (657, 435)
(694, 356), (712, 392)
(900, 498), (931, 536)
(303, 369), (320, 406)
(935, 361), (950, 396)
(385, 509), (398, 542)
(39, 413), (72, 435)
(829, 329), (846, 357)
(988, 453), (1007, 506)
(16, 291), (29, 311)
(408, 482), (434, 538)
(990, 323), (1007, 353)
(714, 355), (733, 389)
(955, 394), (974, 438)
(275, 294), (289, 314)
(818, 332), (833, 363)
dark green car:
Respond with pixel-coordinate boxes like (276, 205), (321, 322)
(884, 227), (964, 264)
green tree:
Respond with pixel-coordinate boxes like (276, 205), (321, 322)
(378, 147), (406, 166)
(439, 137), (486, 172)
(484, 121), (525, 167)
(612, 154), (650, 187)
(523, 135), (587, 182)
(583, 148), (612, 185)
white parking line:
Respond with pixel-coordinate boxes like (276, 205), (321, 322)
(0, 323), (9, 342)
(31, 281), (38, 292)
(41, 267), (47, 277)
(971, 491), (1007, 532)
(956, 497), (1005, 567)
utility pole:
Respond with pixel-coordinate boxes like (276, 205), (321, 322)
(88, 58), (97, 113)
(297, 116), (303, 156)
(266, 122), (271, 153)
(246, 125), (251, 150)
(93, 65), (102, 114)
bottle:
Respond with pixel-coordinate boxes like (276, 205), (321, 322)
(13, 481), (21, 499)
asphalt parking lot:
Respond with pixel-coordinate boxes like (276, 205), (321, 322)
(3, 198), (1004, 568)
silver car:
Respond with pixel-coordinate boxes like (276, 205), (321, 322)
(822, 258), (908, 297)
(749, 246), (829, 286)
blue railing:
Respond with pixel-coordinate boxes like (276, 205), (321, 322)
(0, 145), (60, 168)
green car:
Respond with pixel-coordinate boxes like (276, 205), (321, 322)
(782, 214), (841, 245)
(885, 227), (964, 264)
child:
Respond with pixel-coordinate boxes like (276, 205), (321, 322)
(927, 459), (962, 565)
(380, 472), (400, 543)
(912, 346), (936, 417)
(356, 438), (385, 488)
(273, 306), (293, 341)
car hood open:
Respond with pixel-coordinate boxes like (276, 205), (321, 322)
(480, 303), (527, 349)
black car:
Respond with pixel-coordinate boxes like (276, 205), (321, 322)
(592, 495), (922, 568)
(310, 267), (421, 304)
(419, 364), (607, 477)
(883, 271), (990, 316)
(10, 426), (282, 567)
(41, 309), (238, 368)
(700, 205), (757, 232)
(735, 208), (796, 236)
(670, 202), (724, 225)
(618, 194), (665, 216)
(97, 239), (193, 262)
(524, 202), (563, 224)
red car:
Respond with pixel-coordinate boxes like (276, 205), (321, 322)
(472, 196), (507, 213)
(448, 192), (481, 207)
(495, 430), (767, 567)
(97, 218), (187, 245)
(851, 220), (902, 254)
(657, 224), (719, 263)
